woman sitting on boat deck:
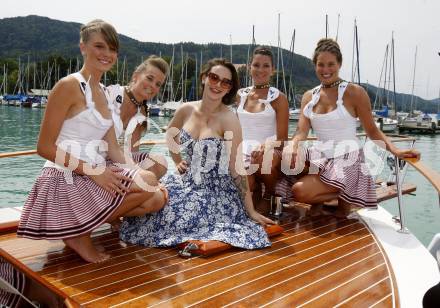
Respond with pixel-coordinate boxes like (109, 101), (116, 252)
(289, 38), (420, 217)
(235, 46), (289, 212)
(17, 20), (168, 263)
(120, 58), (273, 249)
(106, 55), (169, 179)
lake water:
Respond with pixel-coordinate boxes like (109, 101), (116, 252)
(1, 104), (439, 246)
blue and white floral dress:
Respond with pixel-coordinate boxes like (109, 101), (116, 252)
(119, 129), (271, 249)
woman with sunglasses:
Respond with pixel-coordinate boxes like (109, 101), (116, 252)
(107, 55), (169, 180)
(120, 58), (273, 249)
(17, 20), (168, 263)
(236, 46), (289, 212)
(289, 38), (419, 217)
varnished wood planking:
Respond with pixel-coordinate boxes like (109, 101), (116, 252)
(291, 264), (390, 307)
(152, 235), (376, 308)
(73, 222), (366, 306)
(42, 245), (166, 282)
(51, 221), (315, 289)
(335, 278), (392, 307)
(51, 248), (176, 287)
(254, 255), (386, 307)
(0, 215), (398, 308)
(48, 217), (338, 288)
(200, 247), (383, 308)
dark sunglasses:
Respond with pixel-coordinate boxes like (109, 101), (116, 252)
(207, 72), (233, 90)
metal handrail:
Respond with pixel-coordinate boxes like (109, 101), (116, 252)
(393, 156), (440, 233)
(394, 156), (409, 233)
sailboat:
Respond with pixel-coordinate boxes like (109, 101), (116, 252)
(372, 41), (398, 133)
(0, 134), (439, 307)
(399, 46), (437, 133)
(288, 29), (300, 121)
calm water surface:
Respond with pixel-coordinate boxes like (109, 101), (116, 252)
(1, 104), (439, 246)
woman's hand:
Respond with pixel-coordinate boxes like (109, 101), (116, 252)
(250, 144), (265, 164)
(158, 184), (169, 205)
(90, 165), (132, 197)
(392, 148), (421, 161)
(176, 160), (188, 174)
(247, 209), (275, 227)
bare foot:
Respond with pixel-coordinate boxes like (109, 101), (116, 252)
(333, 202), (352, 218)
(323, 199), (338, 207)
(63, 235), (110, 263)
(308, 204), (330, 217)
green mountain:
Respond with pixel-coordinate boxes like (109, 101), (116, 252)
(0, 15), (317, 95)
(0, 15), (439, 112)
(364, 83), (440, 114)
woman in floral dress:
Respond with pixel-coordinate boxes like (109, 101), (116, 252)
(120, 58), (274, 249)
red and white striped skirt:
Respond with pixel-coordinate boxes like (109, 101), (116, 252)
(0, 258), (25, 307)
(132, 151), (150, 164)
(17, 164), (138, 240)
(277, 147), (377, 208)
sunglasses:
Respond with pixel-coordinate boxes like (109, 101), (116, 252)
(207, 72), (233, 90)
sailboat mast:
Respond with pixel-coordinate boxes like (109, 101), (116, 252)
(5, 64), (8, 95)
(246, 25), (256, 87)
(33, 61), (36, 90)
(229, 34), (232, 63)
(26, 55), (30, 94)
(351, 20), (356, 82)
(383, 44), (389, 106)
(373, 44), (388, 111)
(184, 53), (188, 102)
(391, 33), (397, 113)
(276, 13), (281, 89)
(169, 45), (175, 101)
(410, 46), (418, 114)
(354, 20), (361, 84)
(335, 14), (340, 42)
(325, 14), (329, 38)
(181, 45), (184, 102)
(116, 58), (119, 84)
(1, 64), (5, 95)
(289, 29), (296, 105)
(437, 87), (440, 114)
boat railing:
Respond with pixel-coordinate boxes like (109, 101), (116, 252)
(0, 134), (416, 159)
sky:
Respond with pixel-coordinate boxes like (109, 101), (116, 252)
(2, 0), (440, 99)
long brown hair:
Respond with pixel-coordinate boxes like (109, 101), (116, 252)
(200, 58), (239, 105)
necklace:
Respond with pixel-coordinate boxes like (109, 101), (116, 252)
(124, 86), (143, 107)
(321, 79), (344, 88)
(253, 83), (271, 89)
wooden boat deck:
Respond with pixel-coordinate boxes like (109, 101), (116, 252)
(0, 213), (399, 307)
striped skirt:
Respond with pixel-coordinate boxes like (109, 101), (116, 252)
(17, 164), (138, 240)
(0, 258), (25, 308)
(277, 147), (377, 208)
(132, 151), (150, 164)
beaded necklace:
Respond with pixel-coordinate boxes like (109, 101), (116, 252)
(321, 79), (344, 88)
(253, 83), (271, 89)
(124, 86), (143, 107)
